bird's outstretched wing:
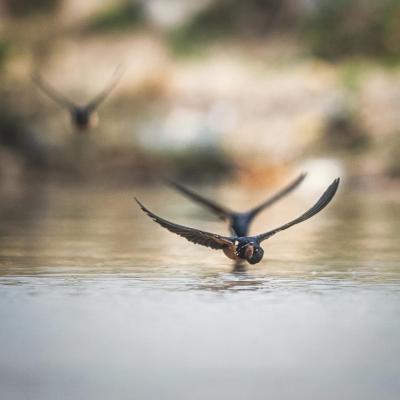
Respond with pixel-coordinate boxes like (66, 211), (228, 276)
(32, 73), (76, 110)
(86, 64), (125, 111)
(255, 178), (340, 242)
(247, 173), (307, 220)
(167, 180), (231, 221)
(136, 199), (234, 250)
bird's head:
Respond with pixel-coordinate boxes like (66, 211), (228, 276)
(237, 240), (264, 265)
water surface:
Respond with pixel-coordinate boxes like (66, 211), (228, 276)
(0, 183), (399, 400)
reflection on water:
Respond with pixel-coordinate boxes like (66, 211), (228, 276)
(0, 183), (399, 400)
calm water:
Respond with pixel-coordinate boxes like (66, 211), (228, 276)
(0, 182), (399, 400)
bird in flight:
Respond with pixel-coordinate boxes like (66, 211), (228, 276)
(136, 178), (340, 265)
(32, 64), (124, 131)
(167, 173), (306, 237)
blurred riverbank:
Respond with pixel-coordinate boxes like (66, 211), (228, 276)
(1, 0), (400, 188)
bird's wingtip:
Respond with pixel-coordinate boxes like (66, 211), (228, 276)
(329, 177), (341, 194)
(134, 198), (154, 217)
(134, 197), (144, 209)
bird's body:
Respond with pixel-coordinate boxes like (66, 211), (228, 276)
(229, 213), (253, 237)
(168, 173), (306, 237)
(72, 107), (99, 131)
(137, 178), (340, 265)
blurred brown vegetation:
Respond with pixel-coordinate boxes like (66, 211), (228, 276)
(1, 0), (400, 188)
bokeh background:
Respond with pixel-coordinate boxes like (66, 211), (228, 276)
(1, 0), (400, 188)
(1, 3), (400, 400)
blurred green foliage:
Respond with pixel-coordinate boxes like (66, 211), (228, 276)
(0, 40), (11, 70)
(168, 0), (400, 61)
(169, 0), (293, 55)
(87, 1), (146, 33)
(339, 61), (369, 91)
(169, 1), (236, 55)
(2, 0), (61, 18)
(322, 110), (369, 153)
(304, 0), (400, 61)
(385, 134), (400, 178)
(168, 147), (233, 181)
(0, 104), (47, 167)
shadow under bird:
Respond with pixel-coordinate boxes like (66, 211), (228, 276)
(32, 65), (124, 131)
(167, 173), (306, 237)
(136, 178), (340, 265)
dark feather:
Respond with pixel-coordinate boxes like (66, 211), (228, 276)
(255, 178), (340, 242)
(166, 180), (231, 221)
(136, 199), (234, 250)
(247, 173), (307, 220)
(32, 73), (75, 110)
(86, 64), (125, 112)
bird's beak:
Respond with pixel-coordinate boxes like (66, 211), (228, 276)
(244, 245), (254, 261)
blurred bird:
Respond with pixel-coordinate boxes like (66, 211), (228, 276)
(136, 178), (340, 265)
(32, 65), (124, 131)
(167, 173), (306, 237)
